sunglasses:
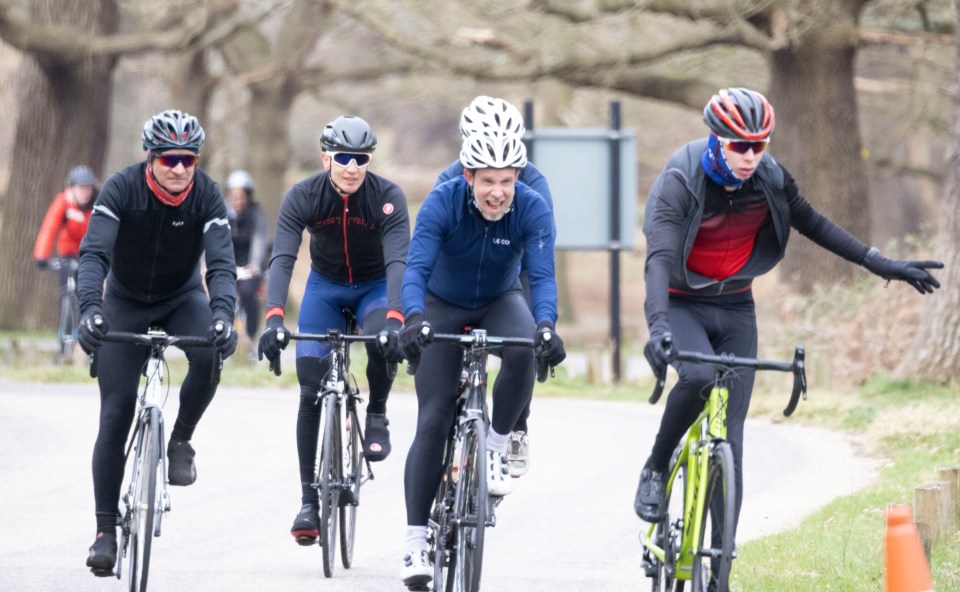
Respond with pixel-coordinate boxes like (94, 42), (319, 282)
(719, 138), (769, 155)
(329, 152), (372, 168)
(154, 153), (199, 168)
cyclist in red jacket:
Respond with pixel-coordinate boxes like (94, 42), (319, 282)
(34, 165), (98, 291)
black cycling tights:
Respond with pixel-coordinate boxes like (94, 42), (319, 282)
(92, 290), (218, 532)
(404, 290), (535, 526)
(648, 290), (757, 531)
(237, 277), (261, 340)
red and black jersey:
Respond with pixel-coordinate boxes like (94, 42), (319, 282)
(34, 190), (92, 259)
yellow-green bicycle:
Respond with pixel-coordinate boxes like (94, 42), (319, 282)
(640, 337), (806, 592)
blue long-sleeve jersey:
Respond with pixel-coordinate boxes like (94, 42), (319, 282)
(402, 176), (558, 325)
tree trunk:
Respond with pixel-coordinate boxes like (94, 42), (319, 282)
(895, 6), (960, 383)
(0, 0), (118, 330)
(248, 80), (297, 229)
(768, 0), (870, 291)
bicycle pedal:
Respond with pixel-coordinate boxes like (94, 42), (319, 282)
(294, 534), (317, 546)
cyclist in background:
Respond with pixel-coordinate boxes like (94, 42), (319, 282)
(398, 129), (566, 587)
(635, 88), (943, 544)
(34, 165), (98, 292)
(225, 170), (269, 354)
(434, 95), (556, 479)
(77, 109), (238, 576)
(257, 115), (410, 545)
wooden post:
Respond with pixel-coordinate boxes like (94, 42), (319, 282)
(915, 481), (950, 550)
(939, 467), (960, 526)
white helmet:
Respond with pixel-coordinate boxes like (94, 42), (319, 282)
(459, 132), (527, 170)
(459, 96), (525, 139)
(226, 170), (254, 191)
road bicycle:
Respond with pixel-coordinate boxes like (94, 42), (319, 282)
(284, 314), (393, 578)
(640, 336), (806, 592)
(407, 327), (549, 592)
(48, 257), (80, 365)
(91, 328), (220, 592)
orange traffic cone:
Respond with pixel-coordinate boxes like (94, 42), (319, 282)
(885, 504), (934, 592)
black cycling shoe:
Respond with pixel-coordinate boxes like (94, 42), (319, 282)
(167, 439), (197, 486)
(635, 466), (667, 522)
(363, 413), (391, 462)
(86, 531), (117, 577)
(290, 504), (320, 546)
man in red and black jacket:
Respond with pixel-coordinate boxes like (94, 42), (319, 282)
(257, 115), (410, 545)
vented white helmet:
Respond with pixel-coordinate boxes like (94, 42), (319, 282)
(459, 132), (527, 170)
(226, 170), (254, 191)
(459, 96), (525, 139)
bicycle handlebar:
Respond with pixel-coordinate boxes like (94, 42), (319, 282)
(648, 336), (807, 417)
(47, 258), (80, 273)
(406, 325), (551, 383)
(89, 328), (222, 385)
(283, 330), (397, 379)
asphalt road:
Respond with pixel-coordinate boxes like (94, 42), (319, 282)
(0, 381), (875, 591)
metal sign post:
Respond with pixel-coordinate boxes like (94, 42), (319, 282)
(609, 101), (622, 383)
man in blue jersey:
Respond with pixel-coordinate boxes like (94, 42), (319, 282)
(434, 95), (556, 478)
(397, 129), (566, 588)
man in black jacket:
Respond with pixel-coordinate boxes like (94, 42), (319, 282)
(77, 109), (238, 576)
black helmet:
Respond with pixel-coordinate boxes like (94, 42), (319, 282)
(142, 109), (205, 152)
(67, 165), (97, 186)
(703, 88), (775, 141)
(320, 115), (377, 153)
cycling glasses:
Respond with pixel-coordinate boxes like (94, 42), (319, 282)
(154, 153), (199, 168)
(719, 137), (769, 155)
(329, 152), (372, 168)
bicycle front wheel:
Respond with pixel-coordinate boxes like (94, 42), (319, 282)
(339, 405), (361, 568)
(692, 441), (736, 592)
(453, 421), (486, 592)
(651, 447), (687, 592)
(55, 294), (77, 365)
(318, 395), (341, 577)
(128, 409), (160, 592)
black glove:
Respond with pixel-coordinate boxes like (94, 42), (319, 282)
(643, 325), (672, 379)
(211, 311), (238, 359)
(258, 314), (289, 371)
(35, 258), (49, 270)
(535, 321), (566, 367)
(377, 316), (404, 364)
(78, 308), (109, 354)
(400, 313), (432, 368)
(861, 248), (943, 294)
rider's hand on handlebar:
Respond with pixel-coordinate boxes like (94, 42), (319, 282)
(211, 311), (238, 359)
(78, 308), (109, 354)
(535, 321), (566, 367)
(377, 316), (404, 364)
(861, 247), (943, 294)
(258, 314), (290, 373)
(35, 258), (49, 270)
(643, 326), (672, 379)
(400, 313), (432, 370)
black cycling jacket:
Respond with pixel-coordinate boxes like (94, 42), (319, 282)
(77, 162), (237, 318)
(644, 138), (871, 332)
(266, 170), (410, 313)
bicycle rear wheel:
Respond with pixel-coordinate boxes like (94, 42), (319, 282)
(453, 421), (486, 592)
(692, 442), (736, 592)
(339, 405), (361, 568)
(128, 409), (160, 592)
(650, 449), (686, 592)
(318, 395), (341, 577)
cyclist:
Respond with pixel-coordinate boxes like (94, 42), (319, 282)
(224, 170), (269, 354)
(256, 115), (410, 545)
(77, 109), (238, 576)
(34, 164), (98, 295)
(434, 95), (556, 478)
(397, 129), (566, 587)
(635, 88), (942, 545)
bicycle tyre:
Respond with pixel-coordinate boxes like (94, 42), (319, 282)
(339, 405), (361, 568)
(318, 394), (341, 578)
(55, 294), (73, 365)
(652, 449), (687, 592)
(453, 421), (486, 592)
(128, 409), (160, 592)
(691, 441), (736, 592)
